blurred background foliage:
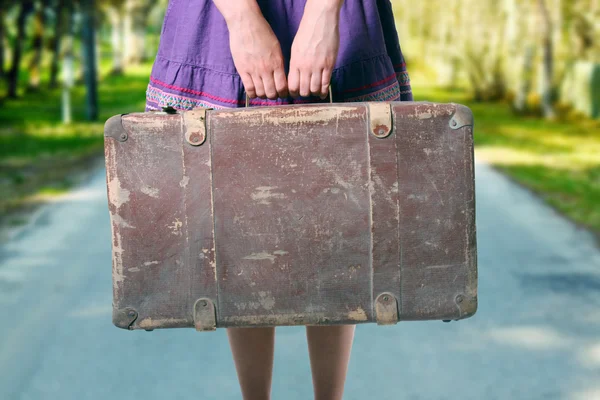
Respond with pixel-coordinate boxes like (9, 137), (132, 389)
(0, 0), (598, 237)
(392, 0), (600, 235)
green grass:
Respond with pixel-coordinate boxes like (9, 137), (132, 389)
(412, 84), (600, 234)
(0, 63), (151, 218)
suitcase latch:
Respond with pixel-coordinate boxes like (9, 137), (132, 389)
(367, 103), (393, 138)
(194, 298), (217, 331)
(375, 293), (399, 325)
(183, 109), (211, 146)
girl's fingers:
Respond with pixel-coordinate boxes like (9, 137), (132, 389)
(253, 75), (267, 99)
(321, 68), (332, 99)
(299, 71), (311, 98)
(249, 66), (330, 100)
(288, 68), (300, 98)
(242, 72), (256, 99)
(310, 72), (321, 97)
(262, 72), (278, 100)
(274, 68), (289, 99)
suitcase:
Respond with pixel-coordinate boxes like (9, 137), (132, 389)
(104, 101), (477, 331)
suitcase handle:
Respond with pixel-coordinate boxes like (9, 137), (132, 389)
(245, 85), (333, 107)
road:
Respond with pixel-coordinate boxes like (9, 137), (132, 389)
(1, 160), (599, 400)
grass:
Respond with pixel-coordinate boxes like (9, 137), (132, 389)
(411, 84), (600, 235)
(0, 62), (150, 220)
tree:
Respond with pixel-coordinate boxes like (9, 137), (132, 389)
(0, 4), (6, 80)
(80, 0), (98, 120)
(538, 0), (556, 118)
(102, 0), (155, 74)
(123, 0), (155, 65)
(7, 0), (35, 98)
(390, 0), (599, 118)
(514, 1), (537, 113)
(28, 0), (51, 90)
(49, 0), (68, 88)
(103, 0), (125, 74)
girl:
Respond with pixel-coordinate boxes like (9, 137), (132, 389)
(145, 1), (412, 399)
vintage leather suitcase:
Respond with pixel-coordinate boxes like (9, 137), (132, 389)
(104, 102), (477, 331)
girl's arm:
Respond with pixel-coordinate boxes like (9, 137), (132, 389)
(288, 0), (344, 99)
(213, 0), (288, 99)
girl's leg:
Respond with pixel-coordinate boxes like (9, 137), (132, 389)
(227, 327), (276, 400)
(306, 325), (356, 400)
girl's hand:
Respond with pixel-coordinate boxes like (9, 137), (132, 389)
(216, 1), (288, 99)
(288, 0), (343, 99)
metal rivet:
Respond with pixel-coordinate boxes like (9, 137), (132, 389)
(451, 120), (458, 127)
(383, 295), (389, 302)
(187, 132), (205, 146)
(456, 295), (464, 303)
(378, 128), (386, 135)
(120, 133), (127, 141)
(200, 300), (208, 307)
(127, 310), (136, 317)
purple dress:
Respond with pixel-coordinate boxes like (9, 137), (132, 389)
(146, 0), (413, 111)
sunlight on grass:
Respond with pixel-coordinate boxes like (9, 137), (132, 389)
(475, 147), (593, 170)
(1, 63), (153, 218)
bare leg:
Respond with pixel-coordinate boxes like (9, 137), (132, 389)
(227, 327), (275, 400)
(306, 325), (356, 400)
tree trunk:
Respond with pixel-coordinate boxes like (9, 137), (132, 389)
(0, 7), (6, 80)
(28, 0), (48, 90)
(7, 1), (34, 98)
(514, 2), (537, 114)
(124, 0), (153, 65)
(80, 0), (98, 121)
(49, 0), (67, 88)
(514, 45), (536, 113)
(107, 6), (125, 74)
(417, 0), (428, 63)
(435, 0), (452, 86)
(447, 0), (461, 89)
(538, 0), (555, 118)
(61, 2), (76, 123)
(489, 2), (507, 101)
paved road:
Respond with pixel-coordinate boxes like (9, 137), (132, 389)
(1, 160), (599, 400)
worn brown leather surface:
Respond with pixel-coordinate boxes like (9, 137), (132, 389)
(104, 102), (477, 331)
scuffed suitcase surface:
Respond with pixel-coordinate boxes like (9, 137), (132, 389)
(104, 102), (477, 331)
(209, 105), (373, 326)
(394, 103), (477, 320)
(105, 113), (217, 330)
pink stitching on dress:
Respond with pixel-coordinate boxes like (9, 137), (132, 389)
(150, 76), (242, 105)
